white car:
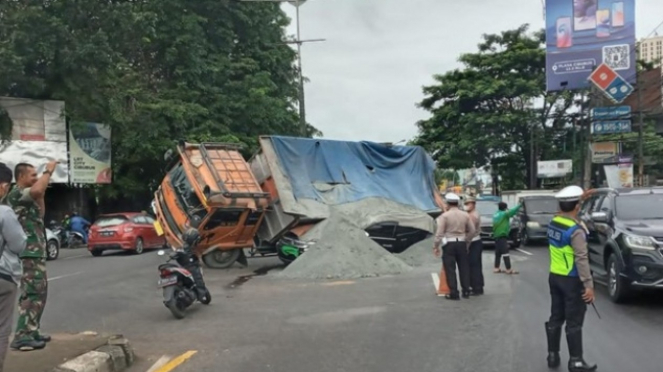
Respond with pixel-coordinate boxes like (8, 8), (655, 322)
(45, 228), (60, 261)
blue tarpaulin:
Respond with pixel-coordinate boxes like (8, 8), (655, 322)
(269, 136), (440, 211)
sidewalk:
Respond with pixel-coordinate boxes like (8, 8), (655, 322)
(4, 332), (109, 372)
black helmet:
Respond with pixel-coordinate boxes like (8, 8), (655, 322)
(182, 227), (200, 246)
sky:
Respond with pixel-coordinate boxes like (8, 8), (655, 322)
(278, 0), (663, 144)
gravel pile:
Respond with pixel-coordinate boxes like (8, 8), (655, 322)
(396, 236), (437, 267)
(277, 212), (413, 280)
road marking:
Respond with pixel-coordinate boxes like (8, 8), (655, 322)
(61, 254), (89, 260)
(152, 351), (197, 372)
(516, 248), (533, 256)
(48, 272), (83, 282)
(147, 355), (172, 372)
(321, 280), (355, 286)
(431, 273), (440, 295)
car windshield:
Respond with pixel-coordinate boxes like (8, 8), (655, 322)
(616, 194), (663, 220)
(168, 163), (206, 220)
(94, 216), (128, 227)
(475, 201), (498, 216)
(524, 198), (558, 214)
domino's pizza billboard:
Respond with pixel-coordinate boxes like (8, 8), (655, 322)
(545, 0), (636, 92)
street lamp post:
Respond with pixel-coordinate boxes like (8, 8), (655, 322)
(240, 0), (325, 136)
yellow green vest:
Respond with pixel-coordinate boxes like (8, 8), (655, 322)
(547, 215), (582, 277)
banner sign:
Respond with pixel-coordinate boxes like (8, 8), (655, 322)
(591, 105), (632, 134)
(545, 0), (636, 91)
(68, 123), (112, 184)
(604, 163), (633, 188)
(537, 159), (573, 178)
(591, 141), (619, 163)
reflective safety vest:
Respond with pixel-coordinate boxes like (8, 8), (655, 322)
(547, 215), (582, 277)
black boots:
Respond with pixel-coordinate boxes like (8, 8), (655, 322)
(545, 322), (561, 368)
(566, 328), (597, 372)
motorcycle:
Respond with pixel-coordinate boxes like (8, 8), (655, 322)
(49, 221), (70, 248)
(67, 226), (89, 248)
(157, 240), (211, 319)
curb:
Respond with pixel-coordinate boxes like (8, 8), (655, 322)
(52, 335), (134, 372)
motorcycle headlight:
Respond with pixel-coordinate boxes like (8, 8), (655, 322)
(526, 221), (541, 228)
(624, 234), (656, 251)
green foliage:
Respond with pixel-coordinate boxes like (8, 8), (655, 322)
(414, 25), (576, 189)
(0, 0), (314, 203)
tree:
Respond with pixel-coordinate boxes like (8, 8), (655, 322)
(414, 25), (575, 190)
(0, 0), (317, 207)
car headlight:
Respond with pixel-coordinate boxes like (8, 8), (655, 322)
(623, 234), (656, 250)
(526, 221), (541, 228)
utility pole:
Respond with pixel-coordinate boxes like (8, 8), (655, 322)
(636, 66), (645, 186)
(241, 0), (325, 136)
(583, 88), (593, 189)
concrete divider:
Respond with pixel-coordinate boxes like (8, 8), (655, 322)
(52, 335), (134, 372)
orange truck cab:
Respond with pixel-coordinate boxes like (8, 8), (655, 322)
(153, 141), (271, 268)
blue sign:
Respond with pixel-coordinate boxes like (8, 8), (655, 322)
(592, 120), (632, 134)
(591, 106), (631, 120)
(545, 0), (636, 92)
(604, 75), (634, 103)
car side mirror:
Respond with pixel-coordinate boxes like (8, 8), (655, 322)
(591, 211), (608, 223)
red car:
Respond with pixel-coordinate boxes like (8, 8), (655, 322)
(88, 213), (165, 256)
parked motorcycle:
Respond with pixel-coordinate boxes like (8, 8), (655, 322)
(157, 228), (211, 319)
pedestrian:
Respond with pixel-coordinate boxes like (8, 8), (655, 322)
(545, 185), (597, 372)
(433, 193), (475, 300)
(492, 201), (521, 274)
(8, 161), (57, 351)
(0, 163), (27, 371)
(464, 196), (484, 295)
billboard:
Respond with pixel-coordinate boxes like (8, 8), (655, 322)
(68, 123), (112, 184)
(0, 97), (69, 183)
(591, 141), (619, 163)
(537, 159), (573, 178)
(545, 0), (636, 91)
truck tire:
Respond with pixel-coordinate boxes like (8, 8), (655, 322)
(202, 249), (241, 269)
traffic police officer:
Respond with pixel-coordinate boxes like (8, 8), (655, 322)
(545, 186), (597, 372)
(464, 196), (484, 295)
(433, 193), (475, 300)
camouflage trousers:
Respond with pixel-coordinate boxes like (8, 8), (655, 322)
(14, 257), (48, 342)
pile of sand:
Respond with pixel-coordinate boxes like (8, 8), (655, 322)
(277, 212), (413, 280)
(396, 236), (437, 267)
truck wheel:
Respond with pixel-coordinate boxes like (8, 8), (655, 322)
(607, 254), (631, 303)
(521, 229), (532, 246)
(202, 249), (241, 269)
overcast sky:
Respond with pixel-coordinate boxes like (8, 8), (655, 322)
(280, 0), (663, 143)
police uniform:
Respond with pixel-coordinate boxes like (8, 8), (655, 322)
(433, 193), (475, 300)
(545, 186), (597, 372)
(465, 197), (484, 295)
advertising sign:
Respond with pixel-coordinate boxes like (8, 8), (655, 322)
(68, 123), (112, 184)
(591, 141), (619, 163)
(591, 105), (631, 120)
(537, 159), (573, 178)
(604, 163), (633, 188)
(0, 97), (69, 183)
(545, 0), (636, 91)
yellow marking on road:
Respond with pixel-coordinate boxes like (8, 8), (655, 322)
(152, 350), (197, 372)
(321, 280), (355, 286)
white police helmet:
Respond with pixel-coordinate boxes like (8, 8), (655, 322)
(555, 185), (584, 202)
(445, 192), (460, 203)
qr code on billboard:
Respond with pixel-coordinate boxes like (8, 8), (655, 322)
(603, 44), (630, 71)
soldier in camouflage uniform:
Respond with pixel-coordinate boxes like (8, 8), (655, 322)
(7, 161), (57, 351)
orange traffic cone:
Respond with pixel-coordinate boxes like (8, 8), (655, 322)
(436, 266), (450, 296)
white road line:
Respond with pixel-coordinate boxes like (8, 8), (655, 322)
(61, 254), (89, 260)
(48, 272), (83, 282)
(146, 355), (172, 372)
(431, 272), (442, 296)
(516, 248), (533, 256)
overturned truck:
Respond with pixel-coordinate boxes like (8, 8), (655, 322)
(153, 136), (444, 269)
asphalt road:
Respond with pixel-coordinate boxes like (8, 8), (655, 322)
(40, 245), (663, 372)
